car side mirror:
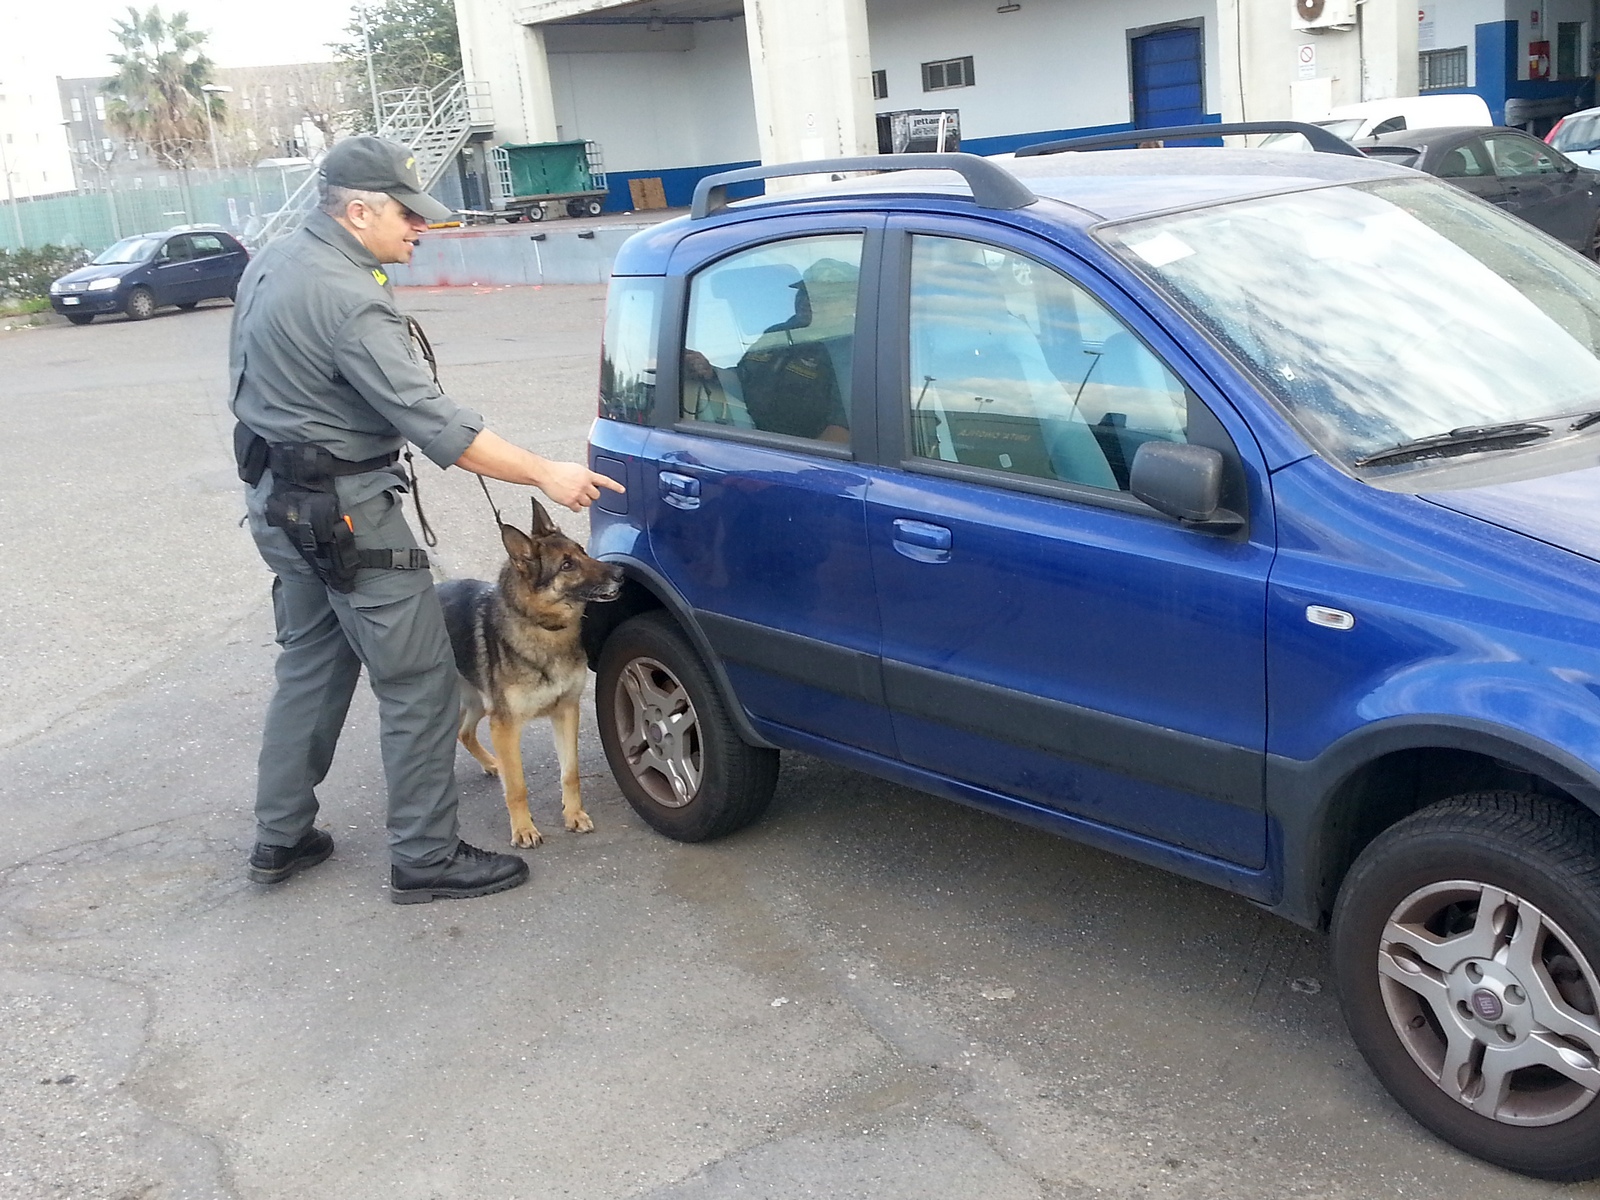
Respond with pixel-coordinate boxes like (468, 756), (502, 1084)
(1130, 442), (1243, 531)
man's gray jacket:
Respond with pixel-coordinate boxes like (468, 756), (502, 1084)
(229, 208), (483, 469)
(229, 209), (482, 600)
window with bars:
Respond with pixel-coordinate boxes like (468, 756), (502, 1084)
(922, 56), (974, 91)
(1419, 47), (1469, 90)
(872, 69), (887, 100)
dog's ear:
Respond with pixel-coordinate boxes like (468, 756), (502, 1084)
(500, 522), (535, 561)
(529, 496), (557, 539)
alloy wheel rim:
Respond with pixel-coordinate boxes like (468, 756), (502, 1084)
(1378, 879), (1600, 1125)
(613, 655), (702, 808)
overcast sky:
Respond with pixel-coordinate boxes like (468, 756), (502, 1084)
(17, 1), (357, 77)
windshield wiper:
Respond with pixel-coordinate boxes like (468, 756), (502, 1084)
(1353, 422), (1552, 468)
(1570, 409), (1600, 431)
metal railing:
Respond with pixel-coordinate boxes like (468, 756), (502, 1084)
(247, 72), (492, 249)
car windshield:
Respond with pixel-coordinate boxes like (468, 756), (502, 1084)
(91, 236), (162, 265)
(1553, 114), (1600, 153)
(1100, 178), (1600, 469)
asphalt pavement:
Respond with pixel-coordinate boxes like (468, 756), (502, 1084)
(1, 286), (1594, 1199)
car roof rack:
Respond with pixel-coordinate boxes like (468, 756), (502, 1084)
(1015, 121), (1366, 159)
(690, 152), (1037, 219)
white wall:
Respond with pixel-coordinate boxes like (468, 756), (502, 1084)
(545, 19), (760, 171)
(0, 12), (75, 199)
(864, 0), (1223, 139)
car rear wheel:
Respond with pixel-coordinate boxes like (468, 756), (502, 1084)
(596, 611), (778, 842)
(124, 286), (156, 321)
(65, 313), (94, 325)
(1332, 791), (1600, 1180)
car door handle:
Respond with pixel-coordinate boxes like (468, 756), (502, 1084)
(892, 518), (951, 563)
(659, 471), (701, 510)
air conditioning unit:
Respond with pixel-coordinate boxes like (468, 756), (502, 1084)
(1293, 0), (1357, 31)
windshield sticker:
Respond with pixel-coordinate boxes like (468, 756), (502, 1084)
(1126, 232), (1195, 268)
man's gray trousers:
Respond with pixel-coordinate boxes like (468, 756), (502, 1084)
(246, 467), (460, 867)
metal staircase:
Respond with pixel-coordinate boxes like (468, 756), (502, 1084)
(247, 72), (492, 249)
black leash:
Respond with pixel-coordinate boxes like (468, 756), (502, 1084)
(405, 313), (510, 538)
(401, 315), (445, 548)
(476, 471), (504, 525)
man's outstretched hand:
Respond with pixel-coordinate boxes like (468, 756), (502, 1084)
(455, 429), (626, 511)
(535, 458), (626, 511)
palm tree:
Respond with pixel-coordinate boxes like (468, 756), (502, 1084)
(102, 6), (224, 172)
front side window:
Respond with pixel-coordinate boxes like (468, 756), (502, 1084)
(1487, 135), (1565, 176)
(682, 234), (862, 445)
(907, 235), (1189, 491)
(1102, 178), (1600, 470)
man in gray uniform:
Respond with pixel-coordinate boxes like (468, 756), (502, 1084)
(231, 135), (622, 903)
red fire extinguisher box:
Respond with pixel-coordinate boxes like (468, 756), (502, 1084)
(1530, 40), (1551, 79)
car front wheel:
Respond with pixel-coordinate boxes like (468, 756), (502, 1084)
(1332, 791), (1600, 1180)
(596, 611), (778, 842)
(124, 286), (156, 321)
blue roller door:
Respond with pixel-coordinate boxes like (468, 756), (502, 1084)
(1131, 26), (1204, 129)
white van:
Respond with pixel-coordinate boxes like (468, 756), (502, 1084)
(1261, 93), (1493, 149)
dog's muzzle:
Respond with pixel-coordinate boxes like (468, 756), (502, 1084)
(585, 566), (625, 603)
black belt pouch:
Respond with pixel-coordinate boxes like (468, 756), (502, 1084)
(233, 421), (269, 485)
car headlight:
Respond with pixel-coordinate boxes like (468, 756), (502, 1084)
(87, 276), (122, 291)
(49, 280), (65, 294)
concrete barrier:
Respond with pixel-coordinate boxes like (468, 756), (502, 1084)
(388, 219), (668, 287)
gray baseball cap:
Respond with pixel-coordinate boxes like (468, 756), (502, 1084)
(320, 135), (453, 223)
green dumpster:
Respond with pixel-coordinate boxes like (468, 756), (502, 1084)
(501, 140), (594, 199)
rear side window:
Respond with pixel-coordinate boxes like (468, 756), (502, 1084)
(599, 276), (662, 425)
(190, 234), (226, 256)
(1435, 141), (1490, 177)
(681, 234), (863, 445)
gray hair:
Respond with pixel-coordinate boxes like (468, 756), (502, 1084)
(317, 180), (393, 218)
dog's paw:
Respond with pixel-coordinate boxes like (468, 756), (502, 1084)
(481, 760), (501, 778)
(566, 810), (595, 834)
(510, 820), (543, 848)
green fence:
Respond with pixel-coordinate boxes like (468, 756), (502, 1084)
(0, 168), (308, 253)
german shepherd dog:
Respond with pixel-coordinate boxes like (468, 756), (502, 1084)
(437, 499), (623, 848)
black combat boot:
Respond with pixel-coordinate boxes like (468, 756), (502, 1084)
(389, 840), (529, 904)
(248, 828), (335, 884)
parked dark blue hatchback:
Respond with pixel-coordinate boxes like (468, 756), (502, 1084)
(49, 227), (248, 324)
(583, 133), (1600, 1179)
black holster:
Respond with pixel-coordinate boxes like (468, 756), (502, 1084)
(263, 443), (363, 593)
(234, 422), (421, 593)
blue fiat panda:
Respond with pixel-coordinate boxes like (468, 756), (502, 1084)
(582, 128), (1600, 1179)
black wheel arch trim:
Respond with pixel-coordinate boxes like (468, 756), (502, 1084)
(581, 555), (778, 750)
(1266, 715), (1600, 929)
